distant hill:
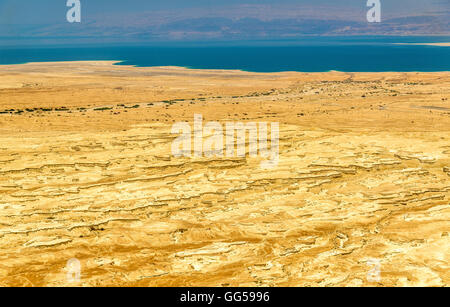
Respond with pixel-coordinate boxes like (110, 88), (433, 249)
(1, 9), (448, 43)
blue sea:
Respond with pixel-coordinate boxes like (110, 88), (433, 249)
(0, 37), (449, 72)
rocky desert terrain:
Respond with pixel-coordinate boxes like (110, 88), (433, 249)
(0, 62), (448, 287)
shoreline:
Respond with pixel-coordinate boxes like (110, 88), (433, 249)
(393, 42), (450, 47)
(1, 60), (450, 74)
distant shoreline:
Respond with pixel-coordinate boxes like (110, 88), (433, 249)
(1, 61), (450, 74)
(1, 61), (450, 77)
(393, 42), (450, 47)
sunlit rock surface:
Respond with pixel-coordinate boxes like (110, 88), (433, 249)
(0, 62), (448, 287)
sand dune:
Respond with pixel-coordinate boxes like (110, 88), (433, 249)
(0, 62), (449, 287)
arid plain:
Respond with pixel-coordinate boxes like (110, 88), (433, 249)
(0, 61), (448, 287)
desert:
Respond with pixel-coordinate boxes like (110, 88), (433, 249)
(0, 61), (448, 287)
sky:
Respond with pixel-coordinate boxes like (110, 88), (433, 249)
(0, 0), (448, 43)
(1, 0), (448, 24)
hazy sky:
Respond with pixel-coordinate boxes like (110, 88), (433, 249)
(0, 0), (448, 43)
(1, 0), (448, 24)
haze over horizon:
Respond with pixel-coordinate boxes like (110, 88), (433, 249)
(0, 0), (449, 44)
